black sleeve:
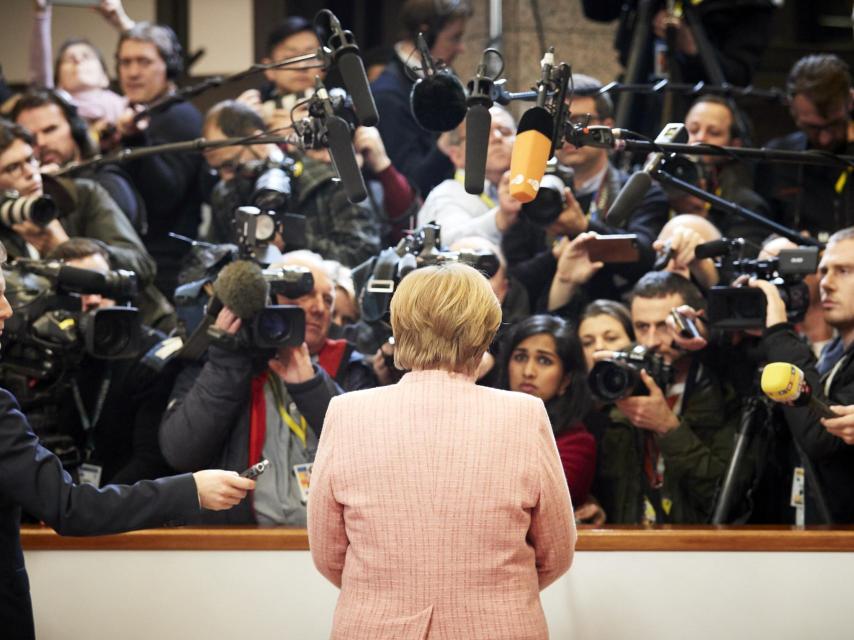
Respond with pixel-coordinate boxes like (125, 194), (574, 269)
(93, 168), (145, 231)
(159, 346), (254, 471)
(762, 324), (854, 461)
(580, 0), (624, 21)
(0, 388), (198, 536)
(286, 366), (343, 438)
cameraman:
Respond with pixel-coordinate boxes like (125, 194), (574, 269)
(595, 271), (737, 524)
(749, 227), (854, 522)
(160, 251), (375, 525)
(202, 100), (380, 267)
(22, 238), (175, 485)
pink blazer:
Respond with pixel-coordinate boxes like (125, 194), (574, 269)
(308, 369), (576, 639)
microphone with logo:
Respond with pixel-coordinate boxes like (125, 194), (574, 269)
(761, 362), (839, 419)
(508, 107), (554, 203)
(409, 33), (467, 133)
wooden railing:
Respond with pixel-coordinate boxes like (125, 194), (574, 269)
(20, 524), (854, 552)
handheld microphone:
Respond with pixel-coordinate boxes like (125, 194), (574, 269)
(606, 122), (686, 227)
(508, 106), (554, 203)
(324, 11), (378, 127)
(409, 33), (467, 133)
(761, 362), (839, 419)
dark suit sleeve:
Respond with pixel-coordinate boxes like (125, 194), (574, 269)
(0, 389), (198, 536)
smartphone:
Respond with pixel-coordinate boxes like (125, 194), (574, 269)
(240, 459), (270, 479)
(585, 234), (640, 263)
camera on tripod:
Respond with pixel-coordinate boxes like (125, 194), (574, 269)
(588, 344), (674, 402)
(703, 238), (818, 330)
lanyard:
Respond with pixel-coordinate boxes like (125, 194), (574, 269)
(454, 170), (496, 209)
(267, 375), (307, 447)
(587, 170), (612, 221)
(71, 373), (112, 457)
(835, 167), (852, 195)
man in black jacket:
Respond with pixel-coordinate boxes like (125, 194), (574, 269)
(114, 22), (207, 298)
(0, 238), (254, 640)
(160, 251), (376, 525)
(751, 226), (854, 523)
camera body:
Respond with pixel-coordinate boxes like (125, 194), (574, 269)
(230, 158), (306, 261)
(588, 344), (674, 403)
(707, 245), (818, 331)
(521, 162), (575, 226)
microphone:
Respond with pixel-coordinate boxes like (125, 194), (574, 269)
(409, 33), (467, 133)
(212, 260), (270, 320)
(606, 122), (686, 227)
(761, 362), (839, 419)
(325, 113), (369, 202)
(463, 51), (498, 195)
(324, 12), (378, 127)
(509, 106), (555, 203)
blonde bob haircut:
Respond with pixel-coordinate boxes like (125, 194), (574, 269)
(390, 262), (502, 375)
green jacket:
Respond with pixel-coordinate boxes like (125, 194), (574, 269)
(595, 360), (738, 524)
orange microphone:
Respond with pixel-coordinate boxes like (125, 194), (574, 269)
(509, 106), (554, 203)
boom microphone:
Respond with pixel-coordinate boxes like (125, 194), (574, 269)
(761, 362), (839, 419)
(463, 51), (498, 195)
(324, 11), (378, 127)
(325, 114), (369, 202)
(694, 238), (743, 261)
(509, 106), (555, 203)
(410, 33), (467, 133)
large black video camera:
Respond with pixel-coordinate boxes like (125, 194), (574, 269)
(1, 258), (141, 379)
(588, 344), (674, 402)
(703, 239), (818, 330)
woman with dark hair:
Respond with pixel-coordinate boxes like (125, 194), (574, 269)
(578, 299), (635, 371)
(500, 314), (597, 507)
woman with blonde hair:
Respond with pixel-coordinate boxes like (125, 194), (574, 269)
(309, 263), (576, 640)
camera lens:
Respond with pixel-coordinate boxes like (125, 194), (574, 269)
(257, 308), (291, 343)
(589, 360), (638, 402)
(90, 314), (131, 357)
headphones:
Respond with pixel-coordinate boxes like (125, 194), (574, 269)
(406, 0), (468, 50)
(8, 89), (96, 159)
(117, 23), (184, 81)
(159, 25), (184, 80)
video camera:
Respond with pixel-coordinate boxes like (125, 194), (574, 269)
(702, 238), (818, 330)
(0, 258), (141, 380)
(588, 344), (674, 403)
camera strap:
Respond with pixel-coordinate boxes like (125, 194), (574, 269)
(71, 373), (112, 453)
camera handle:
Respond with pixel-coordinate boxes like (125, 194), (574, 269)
(652, 167), (824, 249)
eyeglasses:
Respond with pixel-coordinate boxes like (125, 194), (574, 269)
(0, 154), (39, 179)
(568, 114), (602, 127)
(796, 115), (849, 136)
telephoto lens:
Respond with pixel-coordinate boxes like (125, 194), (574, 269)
(0, 192), (58, 227)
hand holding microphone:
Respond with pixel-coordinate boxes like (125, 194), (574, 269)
(760, 362), (839, 419)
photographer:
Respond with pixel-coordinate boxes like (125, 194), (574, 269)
(594, 271), (737, 524)
(503, 74), (668, 307)
(750, 227), (854, 522)
(160, 251), (374, 525)
(202, 100), (380, 267)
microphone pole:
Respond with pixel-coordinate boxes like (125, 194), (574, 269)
(651, 166), (823, 247)
(133, 51), (328, 122)
(56, 132), (298, 176)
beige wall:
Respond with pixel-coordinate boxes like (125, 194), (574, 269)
(0, 0), (156, 85)
(188, 0), (253, 76)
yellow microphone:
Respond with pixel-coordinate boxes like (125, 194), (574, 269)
(509, 106), (554, 203)
(760, 362), (838, 419)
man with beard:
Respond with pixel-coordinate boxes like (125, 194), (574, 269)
(756, 54), (853, 240)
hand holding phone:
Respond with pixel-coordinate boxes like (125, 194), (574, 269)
(585, 234), (640, 264)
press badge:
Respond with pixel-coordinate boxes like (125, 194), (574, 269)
(78, 463), (103, 488)
(790, 467), (805, 508)
(293, 463), (312, 503)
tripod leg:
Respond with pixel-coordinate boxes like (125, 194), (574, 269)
(712, 397), (762, 524)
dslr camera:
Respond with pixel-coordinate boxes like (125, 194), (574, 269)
(704, 239), (818, 330)
(0, 190), (60, 228)
(588, 344), (674, 403)
(521, 162), (575, 226)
